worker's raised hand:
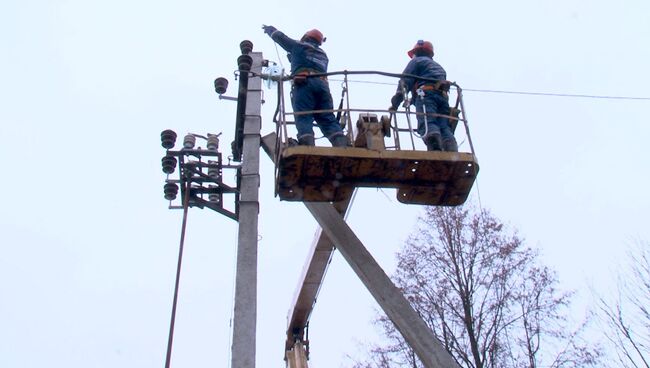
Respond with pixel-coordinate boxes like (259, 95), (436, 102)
(262, 25), (277, 36)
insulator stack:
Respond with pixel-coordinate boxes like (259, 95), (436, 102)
(239, 40), (253, 55)
(161, 129), (177, 149)
(208, 184), (220, 203)
(208, 160), (221, 180)
(183, 134), (196, 149)
(207, 134), (219, 151)
(238, 55), (253, 71)
(214, 77), (228, 94)
(164, 182), (179, 200)
(161, 155), (177, 174)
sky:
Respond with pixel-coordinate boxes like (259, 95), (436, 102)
(1, 0), (649, 367)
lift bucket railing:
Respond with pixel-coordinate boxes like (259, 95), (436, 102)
(269, 70), (477, 199)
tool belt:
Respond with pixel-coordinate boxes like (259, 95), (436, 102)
(293, 68), (328, 85)
(415, 81), (450, 98)
(417, 80), (450, 92)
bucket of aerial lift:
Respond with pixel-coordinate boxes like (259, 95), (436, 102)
(275, 142), (479, 206)
(268, 70), (478, 207)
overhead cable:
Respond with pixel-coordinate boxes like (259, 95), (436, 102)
(462, 88), (650, 101)
(328, 78), (650, 101)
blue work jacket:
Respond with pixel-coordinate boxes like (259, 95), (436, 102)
(398, 55), (447, 93)
(270, 31), (329, 75)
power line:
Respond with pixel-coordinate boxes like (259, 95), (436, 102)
(463, 88), (650, 101)
(329, 78), (650, 101)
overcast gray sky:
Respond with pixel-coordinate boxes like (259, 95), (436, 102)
(2, 0), (649, 367)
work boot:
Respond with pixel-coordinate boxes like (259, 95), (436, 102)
(424, 133), (442, 151)
(330, 134), (351, 148)
(297, 135), (315, 146)
(442, 137), (458, 152)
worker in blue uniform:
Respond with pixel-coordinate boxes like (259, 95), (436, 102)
(262, 25), (349, 147)
(390, 40), (458, 152)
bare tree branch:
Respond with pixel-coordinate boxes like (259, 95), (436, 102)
(594, 241), (650, 368)
(354, 203), (600, 368)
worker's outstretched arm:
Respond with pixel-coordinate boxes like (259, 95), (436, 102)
(262, 24), (276, 36)
(261, 25), (299, 52)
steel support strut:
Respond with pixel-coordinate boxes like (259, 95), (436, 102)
(261, 133), (460, 368)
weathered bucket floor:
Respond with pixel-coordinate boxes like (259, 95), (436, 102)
(277, 146), (479, 206)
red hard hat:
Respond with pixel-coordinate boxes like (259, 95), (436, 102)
(302, 29), (325, 45)
(407, 40), (434, 58)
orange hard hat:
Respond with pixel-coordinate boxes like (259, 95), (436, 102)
(407, 40), (434, 58)
(302, 29), (325, 45)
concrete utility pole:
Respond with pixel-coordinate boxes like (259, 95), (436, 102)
(230, 50), (263, 368)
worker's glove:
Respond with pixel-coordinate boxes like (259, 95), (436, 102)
(262, 25), (277, 36)
(390, 92), (404, 110)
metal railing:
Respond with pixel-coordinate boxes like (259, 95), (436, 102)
(261, 69), (478, 196)
(267, 70), (475, 154)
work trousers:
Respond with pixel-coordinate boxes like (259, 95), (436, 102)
(291, 78), (344, 140)
(414, 91), (454, 140)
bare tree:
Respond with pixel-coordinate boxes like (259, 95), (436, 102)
(595, 241), (650, 368)
(353, 204), (599, 368)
